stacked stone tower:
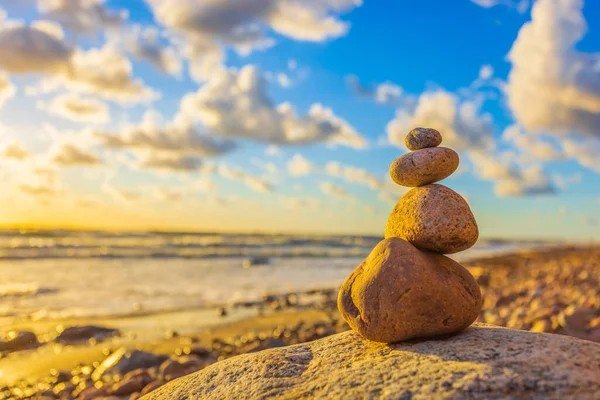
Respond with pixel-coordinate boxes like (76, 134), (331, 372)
(338, 128), (482, 343)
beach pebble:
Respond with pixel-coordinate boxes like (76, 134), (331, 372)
(92, 348), (167, 382)
(0, 330), (38, 352)
(405, 127), (442, 150)
(111, 375), (145, 396)
(385, 184), (478, 254)
(389, 147), (459, 187)
(55, 325), (118, 344)
(159, 359), (186, 380)
(338, 238), (482, 343)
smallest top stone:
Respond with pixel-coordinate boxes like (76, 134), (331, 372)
(405, 127), (442, 151)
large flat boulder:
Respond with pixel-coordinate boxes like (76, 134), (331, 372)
(143, 323), (600, 399)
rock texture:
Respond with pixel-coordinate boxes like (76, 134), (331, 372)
(338, 238), (481, 343)
(143, 324), (600, 400)
(405, 127), (442, 150)
(385, 184), (479, 254)
(389, 147), (459, 187)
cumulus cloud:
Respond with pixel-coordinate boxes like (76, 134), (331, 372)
(52, 144), (102, 166)
(561, 137), (600, 174)
(39, 92), (110, 123)
(95, 113), (237, 157)
(0, 71), (16, 107)
(346, 75), (405, 106)
(138, 153), (203, 172)
(324, 161), (383, 189)
(126, 26), (182, 76)
(387, 89), (495, 152)
(38, 0), (127, 35)
(506, 0), (600, 138)
(180, 65), (366, 148)
(147, 0), (361, 81)
(2, 144), (30, 160)
(0, 25), (72, 74)
(0, 22), (157, 104)
(320, 181), (351, 198)
(502, 125), (564, 161)
(287, 154), (314, 177)
(469, 151), (555, 196)
(218, 164), (274, 193)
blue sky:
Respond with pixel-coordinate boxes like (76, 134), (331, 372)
(0, 0), (598, 240)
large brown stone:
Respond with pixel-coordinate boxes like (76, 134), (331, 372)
(385, 184), (479, 254)
(390, 147), (459, 187)
(338, 238), (481, 343)
(142, 324), (600, 400)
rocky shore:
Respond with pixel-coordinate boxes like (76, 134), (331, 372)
(0, 245), (599, 399)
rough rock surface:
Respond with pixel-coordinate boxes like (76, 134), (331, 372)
(405, 127), (442, 150)
(143, 324), (600, 400)
(338, 238), (481, 343)
(385, 184), (478, 254)
(390, 147), (459, 187)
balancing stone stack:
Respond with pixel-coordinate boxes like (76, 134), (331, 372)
(338, 127), (482, 343)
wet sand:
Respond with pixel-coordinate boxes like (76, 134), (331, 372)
(1, 245), (599, 399)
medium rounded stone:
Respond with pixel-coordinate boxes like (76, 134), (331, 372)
(385, 184), (478, 254)
(338, 238), (482, 343)
(390, 147), (459, 187)
(405, 127), (442, 150)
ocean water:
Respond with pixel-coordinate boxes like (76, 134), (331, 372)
(0, 229), (556, 323)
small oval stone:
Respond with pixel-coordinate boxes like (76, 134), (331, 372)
(338, 237), (482, 343)
(405, 127), (442, 150)
(390, 147), (459, 187)
(385, 184), (478, 254)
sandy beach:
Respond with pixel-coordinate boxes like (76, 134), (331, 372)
(0, 245), (599, 399)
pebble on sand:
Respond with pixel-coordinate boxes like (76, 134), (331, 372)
(385, 184), (479, 254)
(389, 147), (459, 187)
(405, 127), (442, 151)
(338, 238), (482, 343)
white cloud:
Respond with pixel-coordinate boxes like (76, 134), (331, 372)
(38, 0), (127, 35)
(218, 164), (274, 193)
(346, 75), (406, 106)
(180, 65), (366, 148)
(470, 0), (529, 13)
(470, 151), (555, 196)
(95, 112), (237, 157)
(287, 154), (314, 177)
(1, 144), (30, 160)
(502, 125), (564, 161)
(561, 137), (600, 174)
(506, 0), (600, 138)
(52, 143), (102, 166)
(0, 23), (158, 104)
(126, 26), (182, 76)
(0, 71), (16, 108)
(39, 92), (110, 123)
(146, 0), (361, 81)
(320, 181), (351, 198)
(386, 89), (495, 152)
(0, 25), (72, 74)
(265, 145), (281, 157)
(138, 153), (203, 172)
(324, 161), (383, 189)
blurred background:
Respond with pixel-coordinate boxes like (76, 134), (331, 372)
(0, 0), (599, 398)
